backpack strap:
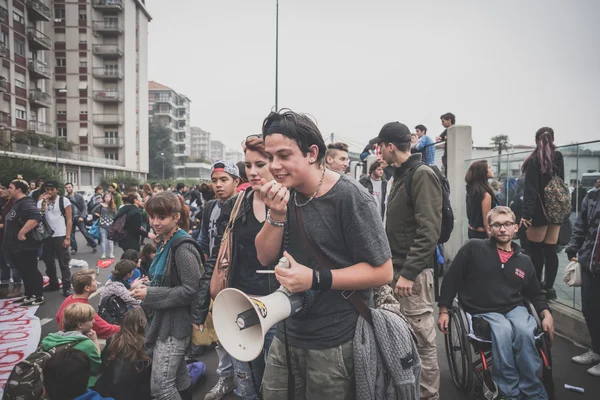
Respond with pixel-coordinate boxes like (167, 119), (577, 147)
(59, 196), (66, 218)
(404, 162), (427, 205)
(295, 206), (373, 326)
(172, 236), (206, 274)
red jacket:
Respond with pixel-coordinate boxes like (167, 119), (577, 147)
(56, 296), (120, 339)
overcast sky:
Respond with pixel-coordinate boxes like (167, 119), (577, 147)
(147, 0), (600, 153)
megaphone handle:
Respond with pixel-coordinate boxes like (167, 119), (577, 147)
(277, 257), (292, 295)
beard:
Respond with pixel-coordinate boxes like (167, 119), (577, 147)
(493, 232), (514, 245)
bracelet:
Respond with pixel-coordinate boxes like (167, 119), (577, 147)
(266, 210), (286, 228)
(311, 268), (332, 291)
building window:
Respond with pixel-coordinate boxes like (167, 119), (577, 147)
(57, 127), (67, 138)
(55, 7), (65, 20)
(15, 109), (26, 120)
(12, 11), (23, 25)
(105, 152), (118, 160)
(13, 39), (25, 56)
(0, 32), (7, 46)
(80, 110), (88, 114)
(79, 11), (87, 20)
(14, 79), (25, 89)
(56, 57), (66, 67)
(79, 61), (87, 68)
(66, 172), (78, 185)
(57, 110), (67, 115)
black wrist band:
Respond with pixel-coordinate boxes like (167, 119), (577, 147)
(317, 268), (333, 291)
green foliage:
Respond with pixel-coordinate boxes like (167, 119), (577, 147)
(11, 131), (74, 152)
(99, 173), (141, 190)
(148, 121), (175, 180)
(0, 157), (63, 187)
(490, 134), (510, 155)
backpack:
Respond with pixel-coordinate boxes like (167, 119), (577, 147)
(98, 294), (128, 325)
(405, 162), (454, 244)
(2, 342), (77, 400)
(542, 175), (571, 225)
(107, 213), (127, 241)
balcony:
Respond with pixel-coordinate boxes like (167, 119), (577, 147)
(93, 114), (123, 125)
(174, 152), (186, 158)
(93, 90), (123, 103)
(0, 77), (7, 92)
(92, 67), (123, 80)
(93, 136), (123, 148)
(92, 21), (124, 36)
(0, 112), (10, 127)
(92, 0), (123, 12)
(0, 43), (10, 59)
(28, 59), (51, 79)
(92, 44), (123, 58)
(29, 89), (52, 108)
(0, 7), (8, 24)
(25, 0), (52, 22)
(28, 120), (52, 135)
(27, 27), (52, 51)
(154, 108), (176, 119)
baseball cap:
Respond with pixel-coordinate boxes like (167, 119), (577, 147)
(110, 182), (118, 189)
(369, 122), (412, 146)
(211, 160), (240, 178)
(44, 180), (58, 189)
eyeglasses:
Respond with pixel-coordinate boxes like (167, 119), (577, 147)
(490, 222), (516, 230)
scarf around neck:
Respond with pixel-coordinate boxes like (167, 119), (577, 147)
(149, 229), (187, 286)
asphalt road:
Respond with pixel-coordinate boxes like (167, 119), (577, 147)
(35, 233), (599, 399)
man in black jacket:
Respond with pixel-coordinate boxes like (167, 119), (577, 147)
(64, 183), (97, 255)
(438, 206), (554, 399)
(359, 161), (387, 219)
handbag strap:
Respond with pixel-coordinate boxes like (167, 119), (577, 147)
(226, 191), (246, 229)
(295, 206), (373, 325)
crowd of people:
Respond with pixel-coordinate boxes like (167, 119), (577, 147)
(0, 109), (599, 400)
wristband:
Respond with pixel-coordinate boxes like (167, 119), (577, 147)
(266, 210), (286, 228)
(311, 268), (332, 291)
(439, 311), (449, 315)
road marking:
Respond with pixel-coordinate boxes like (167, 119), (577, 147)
(89, 287), (104, 299)
(40, 318), (53, 326)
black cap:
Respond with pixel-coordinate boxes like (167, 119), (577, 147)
(369, 122), (411, 145)
(44, 180), (58, 189)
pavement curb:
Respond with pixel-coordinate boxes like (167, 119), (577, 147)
(551, 300), (591, 349)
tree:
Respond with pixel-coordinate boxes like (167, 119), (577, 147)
(0, 157), (63, 188)
(490, 134), (511, 176)
(148, 121), (175, 179)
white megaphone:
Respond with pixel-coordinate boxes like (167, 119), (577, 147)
(213, 257), (306, 362)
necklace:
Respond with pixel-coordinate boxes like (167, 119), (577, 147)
(294, 167), (326, 208)
(159, 227), (180, 249)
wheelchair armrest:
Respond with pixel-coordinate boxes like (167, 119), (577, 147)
(524, 299), (544, 334)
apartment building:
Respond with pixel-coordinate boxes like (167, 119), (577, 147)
(148, 80), (190, 163)
(0, 0), (151, 188)
(210, 139), (225, 162)
(190, 126), (210, 160)
(224, 149), (243, 163)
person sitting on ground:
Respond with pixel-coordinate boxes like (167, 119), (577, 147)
(43, 348), (112, 400)
(43, 303), (102, 387)
(109, 249), (142, 283)
(438, 206), (555, 399)
(57, 270), (120, 339)
(139, 243), (156, 277)
(94, 308), (152, 400)
(100, 260), (146, 309)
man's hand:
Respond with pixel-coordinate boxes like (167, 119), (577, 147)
(63, 237), (70, 248)
(258, 179), (289, 218)
(17, 231), (27, 241)
(394, 276), (414, 298)
(437, 308), (450, 334)
(275, 251), (313, 293)
(541, 310), (555, 344)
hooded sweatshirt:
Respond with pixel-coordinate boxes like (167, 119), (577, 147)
(76, 389), (114, 400)
(41, 331), (102, 387)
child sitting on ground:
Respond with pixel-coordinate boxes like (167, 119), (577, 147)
(56, 270), (120, 339)
(43, 348), (112, 400)
(139, 243), (156, 277)
(100, 260), (145, 309)
(43, 303), (102, 387)
(109, 249), (143, 283)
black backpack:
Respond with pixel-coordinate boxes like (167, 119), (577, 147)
(405, 162), (454, 244)
(98, 294), (128, 325)
(107, 213), (127, 241)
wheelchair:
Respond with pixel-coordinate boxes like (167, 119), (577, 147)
(444, 299), (555, 400)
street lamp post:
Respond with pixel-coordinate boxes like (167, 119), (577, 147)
(56, 88), (68, 170)
(160, 152), (165, 180)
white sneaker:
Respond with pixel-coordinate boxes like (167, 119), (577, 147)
(572, 350), (600, 365)
(101, 254), (106, 259)
(588, 363), (600, 377)
(204, 376), (235, 400)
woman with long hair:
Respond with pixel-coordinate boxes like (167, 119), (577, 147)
(465, 160), (497, 239)
(92, 193), (116, 259)
(199, 136), (279, 400)
(142, 183), (153, 203)
(521, 127), (565, 299)
(95, 308), (152, 400)
(131, 191), (205, 400)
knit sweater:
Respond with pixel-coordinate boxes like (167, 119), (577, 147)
(143, 242), (203, 346)
(354, 309), (421, 400)
(100, 280), (141, 308)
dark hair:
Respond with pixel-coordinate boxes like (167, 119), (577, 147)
(145, 191), (182, 217)
(121, 249), (140, 262)
(415, 124), (427, 133)
(176, 182), (186, 191)
(175, 194), (191, 232)
(102, 193), (116, 212)
(236, 161), (248, 183)
(199, 183), (215, 202)
(369, 161), (382, 175)
(107, 308), (150, 370)
(154, 183), (166, 191)
(465, 160), (495, 200)
(43, 348), (91, 400)
(382, 141), (411, 153)
(327, 142), (349, 154)
(124, 192), (139, 205)
(140, 242), (156, 263)
(440, 113), (456, 125)
(10, 178), (29, 194)
(244, 136), (270, 159)
(112, 259), (136, 280)
(95, 185), (103, 192)
(64, 182), (73, 187)
(521, 127), (556, 175)
(262, 109), (327, 162)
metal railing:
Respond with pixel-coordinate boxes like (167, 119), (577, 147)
(93, 114), (123, 125)
(92, 0), (123, 10)
(25, 0), (52, 21)
(92, 67), (123, 79)
(92, 21), (124, 33)
(28, 59), (51, 78)
(92, 90), (123, 102)
(29, 89), (52, 106)
(0, 78), (7, 92)
(93, 136), (123, 148)
(3, 142), (124, 166)
(27, 27), (52, 49)
(28, 120), (52, 134)
(0, 112), (10, 126)
(0, 43), (9, 59)
(92, 44), (123, 57)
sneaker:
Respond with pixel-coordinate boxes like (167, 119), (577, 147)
(6, 284), (23, 298)
(101, 254), (106, 259)
(204, 376), (235, 400)
(109, 253), (114, 259)
(545, 288), (557, 300)
(588, 363), (600, 377)
(30, 296), (45, 306)
(21, 296), (44, 306)
(92, 248), (98, 254)
(572, 350), (600, 365)
(43, 283), (60, 292)
(62, 288), (72, 297)
(11, 295), (30, 304)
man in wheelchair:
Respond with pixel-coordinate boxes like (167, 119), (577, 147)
(437, 206), (555, 400)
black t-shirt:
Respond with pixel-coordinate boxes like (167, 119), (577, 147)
(466, 189), (498, 230)
(2, 196), (42, 253)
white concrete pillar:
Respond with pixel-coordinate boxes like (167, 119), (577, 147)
(445, 125), (472, 260)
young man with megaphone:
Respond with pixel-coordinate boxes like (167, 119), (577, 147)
(253, 109), (394, 399)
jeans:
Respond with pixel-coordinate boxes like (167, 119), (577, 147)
(43, 236), (71, 290)
(231, 327), (276, 400)
(11, 250), (43, 298)
(150, 336), (191, 400)
(582, 267), (600, 354)
(478, 306), (547, 400)
(99, 227), (114, 257)
(71, 219), (97, 251)
(216, 345), (234, 378)
(0, 247), (22, 284)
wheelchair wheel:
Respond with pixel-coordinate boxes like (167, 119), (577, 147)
(445, 306), (473, 392)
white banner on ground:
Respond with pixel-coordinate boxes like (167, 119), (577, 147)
(0, 300), (41, 396)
